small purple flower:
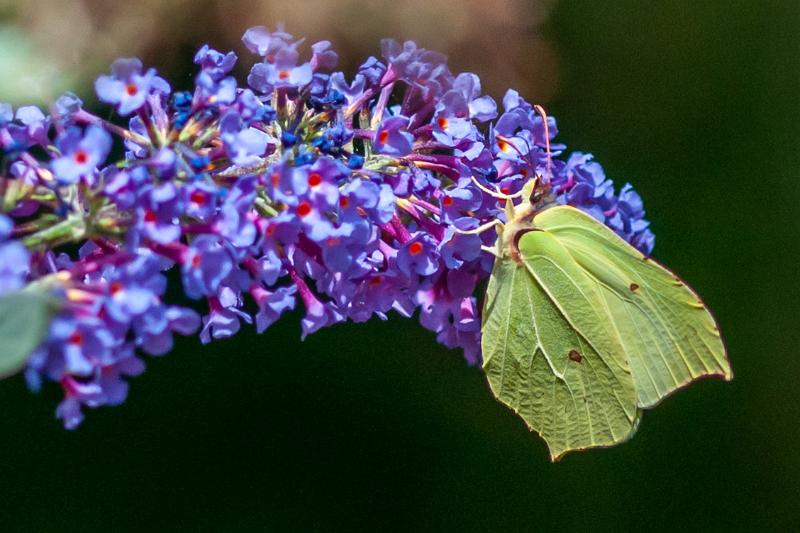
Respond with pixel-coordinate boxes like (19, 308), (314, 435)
(215, 177), (258, 248)
(440, 219), (483, 269)
(182, 236), (234, 300)
(248, 49), (313, 93)
(220, 111), (270, 167)
(57, 377), (103, 429)
(373, 116), (413, 156)
(53, 92), (83, 124)
(50, 317), (116, 376)
(0, 216), (30, 296)
(311, 41), (338, 71)
(196, 73), (238, 106)
(194, 45), (237, 81)
(200, 287), (252, 343)
(252, 285), (297, 333)
(9, 106), (50, 147)
(97, 354), (146, 406)
(242, 25), (297, 59)
(438, 186), (481, 224)
(136, 182), (183, 244)
(51, 126), (112, 185)
(397, 234), (440, 276)
(338, 179), (395, 225)
(139, 306), (201, 356)
(95, 58), (170, 116)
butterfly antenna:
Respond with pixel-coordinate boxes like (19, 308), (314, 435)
(533, 104), (552, 181)
(470, 175), (524, 200)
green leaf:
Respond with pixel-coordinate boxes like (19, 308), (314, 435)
(481, 204), (731, 460)
(0, 291), (55, 378)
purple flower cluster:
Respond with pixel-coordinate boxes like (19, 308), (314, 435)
(0, 26), (654, 427)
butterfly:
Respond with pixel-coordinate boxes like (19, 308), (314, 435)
(475, 175), (732, 461)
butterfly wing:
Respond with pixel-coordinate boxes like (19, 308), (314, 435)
(531, 205), (731, 408)
(481, 249), (640, 461)
(481, 204), (731, 459)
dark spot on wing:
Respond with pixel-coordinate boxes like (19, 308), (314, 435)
(568, 350), (582, 363)
(629, 283), (639, 292)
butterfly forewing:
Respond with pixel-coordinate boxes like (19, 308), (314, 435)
(532, 205), (731, 408)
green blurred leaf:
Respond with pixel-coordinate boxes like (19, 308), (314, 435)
(0, 291), (54, 378)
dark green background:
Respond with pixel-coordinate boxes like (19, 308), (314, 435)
(1, 1), (798, 530)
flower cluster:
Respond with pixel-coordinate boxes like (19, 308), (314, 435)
(0, 26), (654, 428)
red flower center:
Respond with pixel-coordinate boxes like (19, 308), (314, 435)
(437, 116), (449, 129)
(190, 191), (206, 205)
(339, 197), (350, 209)
(110, 282), (123, 295)
(378, 130), (390, 144)
(191, 254), (202, 268)
(73, 150), (88, 165)
(297, 202), (312, 217)
(408, 242), (424, 256)
(278, 70), (290, 80)
(126, 83), (139, 96)
(442, 196), (454, 207)
(143, 210), (157, 223)
(308, 172), (322, 187)
(68, 332), (83, 345)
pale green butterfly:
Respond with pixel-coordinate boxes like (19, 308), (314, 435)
(473, 112), (731, 460)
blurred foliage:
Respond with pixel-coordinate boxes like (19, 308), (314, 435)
(0, 0), (798, 530)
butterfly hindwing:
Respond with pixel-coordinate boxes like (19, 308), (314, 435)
(482, 251), (639, 461)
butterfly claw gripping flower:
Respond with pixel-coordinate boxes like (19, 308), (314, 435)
(0, 25), (727, 461)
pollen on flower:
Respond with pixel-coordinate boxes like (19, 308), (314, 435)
(408, 242), (424, 256)
(297, 201), (312, 217)
(68, 332), (83, 345)
(190, 191), (206, 205)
